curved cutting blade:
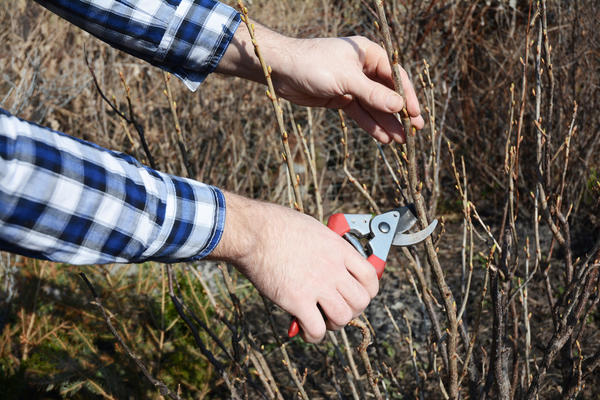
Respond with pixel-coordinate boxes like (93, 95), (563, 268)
(392, 219), (438, 246)
(396, 206), (418, 233)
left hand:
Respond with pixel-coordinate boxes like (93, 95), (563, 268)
(216, 23), (424, 144)
(273, 36), (424, 143)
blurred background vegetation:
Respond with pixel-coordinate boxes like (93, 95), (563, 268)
(1, 0), (599, 398)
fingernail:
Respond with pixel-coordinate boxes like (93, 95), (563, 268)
(386, 94), (403, 111)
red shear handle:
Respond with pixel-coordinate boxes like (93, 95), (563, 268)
(327, 213), (351, 235)
(368, 254), (386, 279)
(288, 319), (300, 337)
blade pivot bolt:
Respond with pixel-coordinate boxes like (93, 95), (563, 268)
(378, 222), (390, 233)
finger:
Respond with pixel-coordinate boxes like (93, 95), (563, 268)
(363, 39), (395, 90)
(337, 278), (372, 318)
(346, 73), (405, 115)
(359, 38), (423, 123)
(343, 101), (392, 143)
(360, 101), (406, 143)
(295, 303), (327, 343)
(397, 67), (422, 121)
(344, 250), (379, 299)
(318, 292), (353, 331)
(412, 114), (425, 130)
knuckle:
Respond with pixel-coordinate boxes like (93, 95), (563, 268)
(360, 290), (372, 309)
(360, 264), (379, 296)
(368, 87), (382, 106)
(352, 35), (369, 45)
(326, 320), (342, 332)
(354, 291), (370, 314)
(307, 326), (326, 343)
(369, 278), (380, 299)
(335, 307), (353, 326)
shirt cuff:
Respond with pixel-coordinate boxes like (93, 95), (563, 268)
(158, 1), (241, 91)
(144, 174), (226, 262)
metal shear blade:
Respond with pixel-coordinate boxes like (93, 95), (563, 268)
(395, 206), (418, 233)
(392, 219), (438, 246)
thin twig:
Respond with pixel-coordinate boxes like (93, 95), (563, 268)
(348, 318), (382, 400)
(237, 2), (303, 212)
(374, 4), (459, 396)
(79, 273), (184, 400)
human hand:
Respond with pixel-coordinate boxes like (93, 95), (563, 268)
(208, 192), (379, 343)
(273, 36), (424, 143)
(216, 23), (423, 143)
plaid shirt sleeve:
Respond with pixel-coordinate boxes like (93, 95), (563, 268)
(34, 0), (241, 91)
(0, 108), (225, 265)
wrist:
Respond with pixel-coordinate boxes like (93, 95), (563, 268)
(215, 19), (296, 85)
(207, 191), (261, 267)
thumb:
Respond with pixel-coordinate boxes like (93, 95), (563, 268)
(347, 74), (404, 113)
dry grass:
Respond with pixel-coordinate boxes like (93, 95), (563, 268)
(1, 0), (599, 398)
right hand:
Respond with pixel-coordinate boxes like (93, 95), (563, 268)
(208, 192), (379, 343)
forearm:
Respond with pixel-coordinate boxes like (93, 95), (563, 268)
(0, 109), (224, 265)
(214, 20), (295, 84)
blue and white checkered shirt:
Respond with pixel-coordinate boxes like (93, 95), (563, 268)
(36, 0), (241, 90)
(0, 0), (240, 264)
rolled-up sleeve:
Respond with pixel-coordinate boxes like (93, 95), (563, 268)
(0, 108), (225, 265)
(34, 0), (241, 91)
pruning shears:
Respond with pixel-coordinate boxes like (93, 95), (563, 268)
(288, 205), (438, 338)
